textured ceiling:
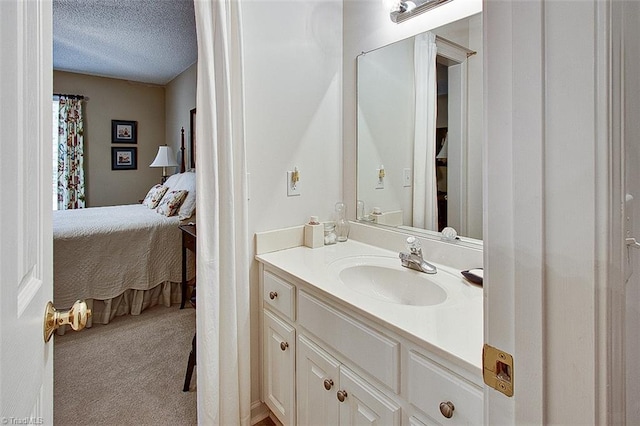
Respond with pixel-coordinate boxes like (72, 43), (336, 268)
(53, 0), (197, 85)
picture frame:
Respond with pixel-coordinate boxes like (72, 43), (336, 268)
(111, 120), (137, 143)
(111, 147), (137, 170)
(189, 108), (196, 169)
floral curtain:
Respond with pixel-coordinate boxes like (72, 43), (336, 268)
(57, 97), (85, 209)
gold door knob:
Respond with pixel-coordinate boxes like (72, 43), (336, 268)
(280, 341), (289, 351)
(269, 291), (278, 300)
(44, 300), (91, 342)
(323, 378), (334, 390)
(439, 401), (455, 418)
(337, 390), (348, 402)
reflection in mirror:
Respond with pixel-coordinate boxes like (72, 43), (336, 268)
(356, 13), (483, 241)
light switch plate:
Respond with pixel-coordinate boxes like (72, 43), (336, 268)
(287, 171), (301, 196)
(403, 168), (412, 187)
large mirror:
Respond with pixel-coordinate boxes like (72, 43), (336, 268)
(356, 13), (483, 241)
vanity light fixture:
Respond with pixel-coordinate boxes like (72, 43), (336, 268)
(390, 0), (452, 23)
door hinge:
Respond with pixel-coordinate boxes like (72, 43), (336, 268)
(483, 344), (514, 397)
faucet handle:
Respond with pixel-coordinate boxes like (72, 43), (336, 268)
(406, 236), (421, 253)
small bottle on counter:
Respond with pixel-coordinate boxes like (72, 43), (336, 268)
(356, 200), (365, 220)
(335, 202), (350, 242)
(304, 216), (324, 248)
(324, 222), (337, 245)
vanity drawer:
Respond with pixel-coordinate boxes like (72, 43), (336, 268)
(298, 290), (400, 392)
(408, 350), (482, 424)
(263, 271), (295, 321)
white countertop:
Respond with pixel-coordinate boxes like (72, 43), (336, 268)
(256, 240), (484, 374)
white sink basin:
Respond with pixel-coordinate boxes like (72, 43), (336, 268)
(328, 255), (457, 306)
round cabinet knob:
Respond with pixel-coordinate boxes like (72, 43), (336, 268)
(336, 390), (348, 402)
(323, 379), (334, 390)
(439, 401), (455, 419)
(269, 291), (278, 300)
(280, 341), (289, 351)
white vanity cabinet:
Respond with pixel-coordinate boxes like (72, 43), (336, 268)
(297, 334), (401, 426)
(258, 262), (483, 426)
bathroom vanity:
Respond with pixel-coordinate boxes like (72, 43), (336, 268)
(256, 239), (483, 425)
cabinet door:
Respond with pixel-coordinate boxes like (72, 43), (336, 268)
(297, 334), (340, 426)
(337, 367), (401, 426)
(263, 310), (296, 425)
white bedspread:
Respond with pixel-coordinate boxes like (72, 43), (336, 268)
(54, 204), (191, 307)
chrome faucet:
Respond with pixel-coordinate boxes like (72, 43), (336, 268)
(399, 236), (437, 274)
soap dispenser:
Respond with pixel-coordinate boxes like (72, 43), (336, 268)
(304, 216), (324, 248)
(335, 202), (350, 242)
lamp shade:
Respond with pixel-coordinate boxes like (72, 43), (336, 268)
(436, 134), (448, 159)
(150, 145), (179, 168)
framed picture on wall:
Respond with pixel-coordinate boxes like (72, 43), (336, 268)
(111, 120), (137, 143)
(190, 108), (196, 169)
(111, 147), (137, 170)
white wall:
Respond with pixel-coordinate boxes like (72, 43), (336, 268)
(165, 62), (197, 173)
(242, 0), (343, 406)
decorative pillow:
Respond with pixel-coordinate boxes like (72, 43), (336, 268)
(156, 190), (188, 217)
(142, 184), (168, 209)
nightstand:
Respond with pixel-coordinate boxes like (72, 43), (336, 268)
(179, 224), (196, 309)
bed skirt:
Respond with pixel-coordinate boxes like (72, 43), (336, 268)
(56, 280), (193, 335)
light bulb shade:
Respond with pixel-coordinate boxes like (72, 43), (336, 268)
(436, 134), (448, 159)
(150, 145), (179, 168)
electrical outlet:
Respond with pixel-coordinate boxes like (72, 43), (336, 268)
(375, 169), (384, 189)
(287, 171), (301, 196)
(403, 168), (412, 187)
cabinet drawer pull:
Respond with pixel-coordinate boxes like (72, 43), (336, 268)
(337, 390), (348, 402)
(323, 379), (334, 390)
(280, 341), (289, 351)
(269, 291), (278, 300)
(439, 401), (455, 418)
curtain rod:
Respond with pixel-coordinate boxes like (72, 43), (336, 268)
(53, 93), (89, 101)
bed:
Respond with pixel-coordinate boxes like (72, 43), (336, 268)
(53, 171), (196, 329)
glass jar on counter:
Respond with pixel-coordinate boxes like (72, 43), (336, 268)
(324, 222), (337, 245)
(335, 202), (350, 242)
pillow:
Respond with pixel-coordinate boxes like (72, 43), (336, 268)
(142, 184), (168, 209)
(163, 173), (182, 191)
(175, 172), (196, 220)
(156, 190), (188, 217)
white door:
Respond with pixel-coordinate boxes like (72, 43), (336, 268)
(263, 310), (296, 425)
(621, 0), (640, 422)
(337, 367), (400, 426)
(297, 334), (340, 426)
(0, 0), (54, 423)
(485, 0), (620, 423)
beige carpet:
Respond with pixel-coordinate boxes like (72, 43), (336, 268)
(54, 305), (197, 426)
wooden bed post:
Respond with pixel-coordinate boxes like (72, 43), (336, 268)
(180, 127), (186, 173)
